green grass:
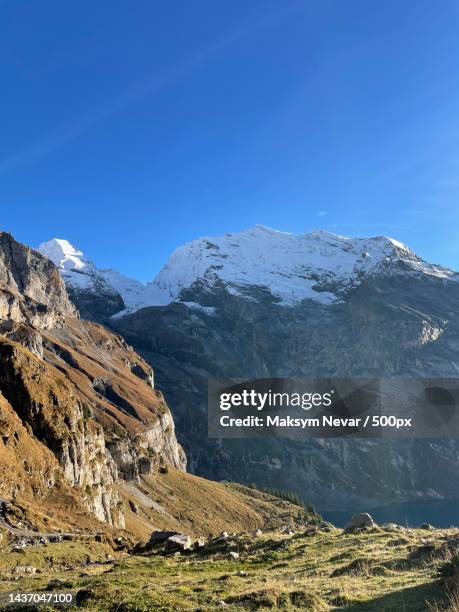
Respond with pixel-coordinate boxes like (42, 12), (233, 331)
(0, 539), (116, 574)
(0, 527), (456, 611)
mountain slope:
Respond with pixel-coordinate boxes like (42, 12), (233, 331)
(0, 233), (185, 530)
(1, 523), (454, 611)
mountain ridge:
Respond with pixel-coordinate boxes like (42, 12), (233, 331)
(38, 226), (459, 321)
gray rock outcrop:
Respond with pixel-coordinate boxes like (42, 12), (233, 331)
(0, 233), (76, 328)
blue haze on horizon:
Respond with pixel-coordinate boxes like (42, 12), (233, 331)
(1, 0), (459, 281)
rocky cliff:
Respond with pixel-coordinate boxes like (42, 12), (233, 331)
(0, 232), (185, 529)
(0, 233), (76, 328)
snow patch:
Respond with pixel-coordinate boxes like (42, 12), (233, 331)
(182, 302), (217, 315)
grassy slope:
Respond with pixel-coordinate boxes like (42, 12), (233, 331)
(119, 468), (310, 539)
(43, 318), (171, 435)
(0, 525), (455, 611)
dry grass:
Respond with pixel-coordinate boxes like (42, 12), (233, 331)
(0, 525), (455, 610)
(429, 589), (459, 611)
(120, 467), (312, 539)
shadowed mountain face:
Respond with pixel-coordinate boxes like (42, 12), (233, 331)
(39, 227), (459, 510)
(111, 273), (459, 510)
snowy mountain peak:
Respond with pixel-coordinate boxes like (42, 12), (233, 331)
(147, 226), (456, 307)
(38, 227), (457, 318)
(38, 238), (89, 271)
(38, 238), (151, 314)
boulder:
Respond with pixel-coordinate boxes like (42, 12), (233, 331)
(420, 523), (434, 531)
(382, 523), (404, 532)
(344, 512), (376, 532)
(254, 529), (263, 537)
(13, 566), (36, 575)
(149, 530), (179, 545)
(165, 534), (192, 552)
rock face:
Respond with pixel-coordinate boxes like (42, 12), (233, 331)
(0, 233), (76, 328)
(43, 318), (186, 478)
(0, 320), (44, 358)
(0, 232), (185, 528)
(0, 339), (121, 526)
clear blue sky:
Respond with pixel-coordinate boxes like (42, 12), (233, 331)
(1, 0), (459, 281)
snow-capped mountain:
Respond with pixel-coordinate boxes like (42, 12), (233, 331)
(39, 238), (115, 291)
(39, 227), (457, 320)
(38, 238), (152, 317)
(148, 225), (457, 306)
